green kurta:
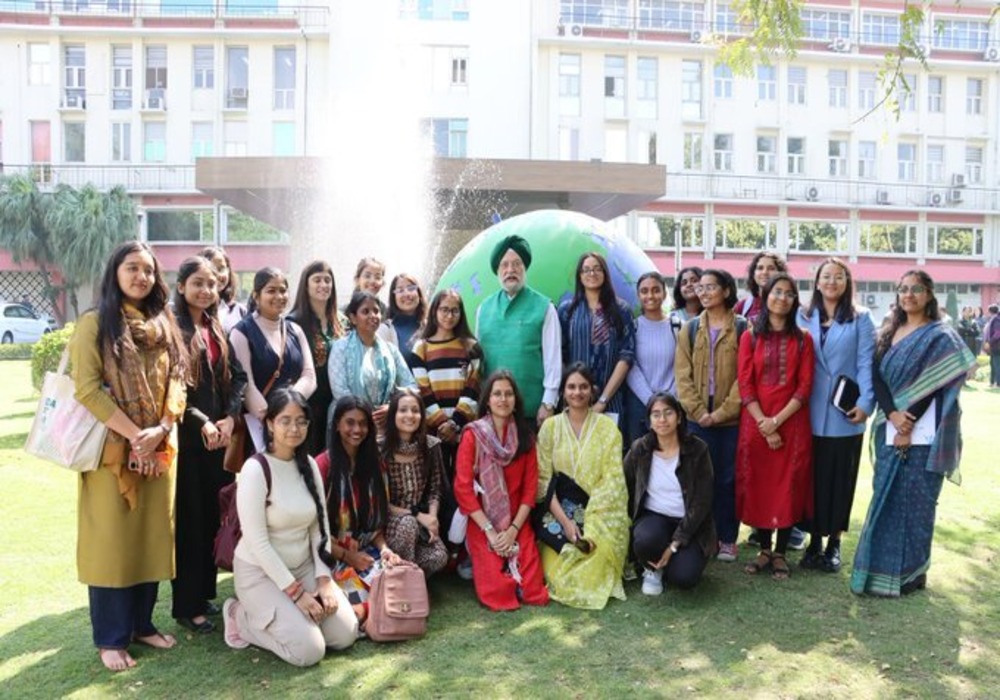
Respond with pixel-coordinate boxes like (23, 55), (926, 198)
(537, 411), (629, 609)
(71, 311), (184, 587)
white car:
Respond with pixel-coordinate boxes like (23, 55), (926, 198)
(0, 303), (57, 344)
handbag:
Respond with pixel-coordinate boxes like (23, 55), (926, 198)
(213, 453), (271, 571)
(25, 349), (108, 472)
(366, 560), (429, 642)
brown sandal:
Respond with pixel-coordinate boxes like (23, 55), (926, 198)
(771, 554), (791, 581)
(744, 550), (772, 575)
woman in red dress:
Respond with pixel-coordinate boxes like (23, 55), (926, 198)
(454, 370), (549, 611)
(737, 273), (814, 581)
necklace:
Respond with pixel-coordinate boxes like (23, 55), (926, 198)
(398, 439), (420, 456)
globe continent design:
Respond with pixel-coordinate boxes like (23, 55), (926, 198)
(435, 209), (657, 323)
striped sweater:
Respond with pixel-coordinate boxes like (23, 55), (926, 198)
(410, 336), (481, 430)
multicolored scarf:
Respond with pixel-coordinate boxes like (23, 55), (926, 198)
(467, 415), (518, 531)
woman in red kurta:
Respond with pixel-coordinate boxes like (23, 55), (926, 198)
(454, 370), (549, 611)
(737, 274), (815, 581)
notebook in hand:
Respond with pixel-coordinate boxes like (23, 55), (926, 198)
(831, 375), (860, 415)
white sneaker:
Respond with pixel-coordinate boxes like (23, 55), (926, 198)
(457, 559), (473, 581)
(641, 568), (664, 596)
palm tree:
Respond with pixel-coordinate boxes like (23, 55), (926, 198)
(46, 184), (137, 318)
(0, 174), (62, 320)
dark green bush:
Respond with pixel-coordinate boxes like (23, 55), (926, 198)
(31, 324), (75, 392)
(0, 343), (34, 361)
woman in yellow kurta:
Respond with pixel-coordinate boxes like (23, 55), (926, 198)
(71, 241), (188, 672)
(536, 362), (630, 609)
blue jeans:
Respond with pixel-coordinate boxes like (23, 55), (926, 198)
(991, 350), (1000, 385)
(89, 583), (159, 649)
(689, 422), (739, 544)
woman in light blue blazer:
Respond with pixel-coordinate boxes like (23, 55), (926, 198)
(797, 258), (875, 573)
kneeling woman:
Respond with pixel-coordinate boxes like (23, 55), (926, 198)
(624, 393), (717, 596)
(224, 389), (357, 666)
(536, 363), (630, 609)
(454, 371), (549, 611)
(382, 389), (449, 576)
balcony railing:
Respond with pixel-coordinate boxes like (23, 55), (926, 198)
(1, 163), (197, 193)
(662, 172), (1000, 213)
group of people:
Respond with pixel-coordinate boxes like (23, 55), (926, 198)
(70, 236), (979, 672)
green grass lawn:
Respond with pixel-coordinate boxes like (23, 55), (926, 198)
(1, 360), (999, 699)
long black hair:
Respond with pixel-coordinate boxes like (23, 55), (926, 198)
(808, 257), (857, 324)
(326, 396), (388, 535)
(559, 361), (598, 410)
(246, 267), (287, 315)
(745, 251), (788, 299)
(752, 273), (804, 342)
(877, 269), (941, 359)
(566, 252), (626, 335)
(198, 245), (238, 304)
(672, 266), (704, 312)
(264, 388), (335, 569)
(387, 273), (428, 324)
(421, 288), (475, 342)
(291, 260), (343, 346)
(383, 388), (429, 476)
(477, 370), (535, 457)
(172, 256), (230, 389)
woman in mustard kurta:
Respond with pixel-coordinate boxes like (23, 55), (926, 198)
(536, 363), (630, 609)
(71, 242), (188, 672)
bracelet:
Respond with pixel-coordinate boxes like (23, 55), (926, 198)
(482, 521), (494, 533)
(511, 521), (520, 532)
(292, 590), (304, 603)
(771, 417), (779, 429)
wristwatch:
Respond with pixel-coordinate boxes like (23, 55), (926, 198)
(669, 542), (679, 554)
(482, 522), (494, 533)
(541, 402), (555, 412)
(598, 395), (610, 404)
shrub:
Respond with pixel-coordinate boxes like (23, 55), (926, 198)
(0, 343), (34, 361)
(31, 324), (75, 392)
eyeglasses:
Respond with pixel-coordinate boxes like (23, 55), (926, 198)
(581, 266), (604, 275)
(393, 284), (418, 295)
(694, 284), (720, 294)
(897, 284), (928, 295)
(274, 418), (310, 430)
(649, 409), (677, 420)
(770, 290), (798, 300)
(437, 306), (462, 317)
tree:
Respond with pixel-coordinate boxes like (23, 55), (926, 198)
(0, 174), (61, 319)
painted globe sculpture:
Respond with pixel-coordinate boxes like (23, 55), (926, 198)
(435, 209), (657, 323)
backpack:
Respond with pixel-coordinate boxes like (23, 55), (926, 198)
(687, 314), (749, 348)
(213, 453), (272, 571)
(366, 560), (430, 642)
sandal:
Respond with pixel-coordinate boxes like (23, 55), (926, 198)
(744, 550), (772, 575)
(771, 553), (791, 581)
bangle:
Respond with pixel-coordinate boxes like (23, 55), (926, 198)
(511, 521), (520, 532)
(292, 590), (304, 603)
(598, 395), (609, 404)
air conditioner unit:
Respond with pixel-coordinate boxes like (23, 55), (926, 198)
(64, 94), (81, 108)
(569, 23), (584, 37)
(690, 29), (705, 42)
(928, 191), (943, 207)
(557, 23), (565, 36)
(947, 188), (964, 204)
(865, 294), (877, 306)
(951, 173), (967, 188)
(805, 186), (820, 202)
(984, 46), (1000, 62)
(830, 37), (852, 53)
(876, 189), (889, 205)
(147, 96), (163, 110)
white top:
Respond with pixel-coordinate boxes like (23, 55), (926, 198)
(234, 454), (331, 590)
(644, 453), (685, 518)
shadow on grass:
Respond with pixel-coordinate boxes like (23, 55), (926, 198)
(0, 433), (28, 450)
(0, 412), (36, 421)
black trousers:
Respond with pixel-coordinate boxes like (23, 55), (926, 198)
(631, 510), (708, 590)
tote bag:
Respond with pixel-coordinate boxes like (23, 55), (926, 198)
(25, 349), (108, 472)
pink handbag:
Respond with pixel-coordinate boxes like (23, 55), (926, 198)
(366, 560), (429, 642)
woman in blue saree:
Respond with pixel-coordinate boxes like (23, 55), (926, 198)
(850, 270), (976, 597)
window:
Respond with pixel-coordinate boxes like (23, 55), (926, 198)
(860, 223), (917, 254)
(787, 66), (806, 105)
(145, 45), (167, 90)
(143, 121), (165, 162)
(147, 210), (215, 243)
(604, 55), (626, 117)
(64, 122), (85, 162)
(63, 44), (85, 107)
(714, 64), (732, 99)
(897, 143), (916, 181)
(559, 0), (628, 26)
(640, 215), (704, 248)
(862, 13), (900, 45)
(558, 53), (581, 116)
(790, 221), (849, 252)
(111, 122), (131, 162)
(681, 60), (702, 119)
(800, 8), (851, 40)
(713, 133), (733, 171)
(684, 131), (703, 170)
(28, 43), (51, 86)
(226, 46), (249, 109)
(926, 144), (945, 183)
(858, 140), (876, 179)
(636, 1), (706, 31)
(224, 120), (247, 156)
(896, 73), (915, 112)
(756, 135), (776, 173)
(927, 225), (984, 256)
(636, 57), (658, 118)
(787, 137), (805, 175)
(858, 71), (875, 110)
(927, 76), (943, 112)
(933, 18), (989, 51)
(828, 69), (847, 107)
(273, 47), (295, 110)
(111, 46), (132, 110)
(273, 122), (295, 156)
(965, 145), (983, 184)
(450, 50), (467, 86)
(757, 64), (776, 101)
(428, 118), (468, 157)
(828, 139), (847, 177)
(224, 208), (286, 243)
(967, 78), (983, 115)
(193, 46), (214, 89)
(191, 121), (213, 160)
(407, 0), (472, 21)
(559, 126), (579, 160)
(715, 219), (778, 250)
